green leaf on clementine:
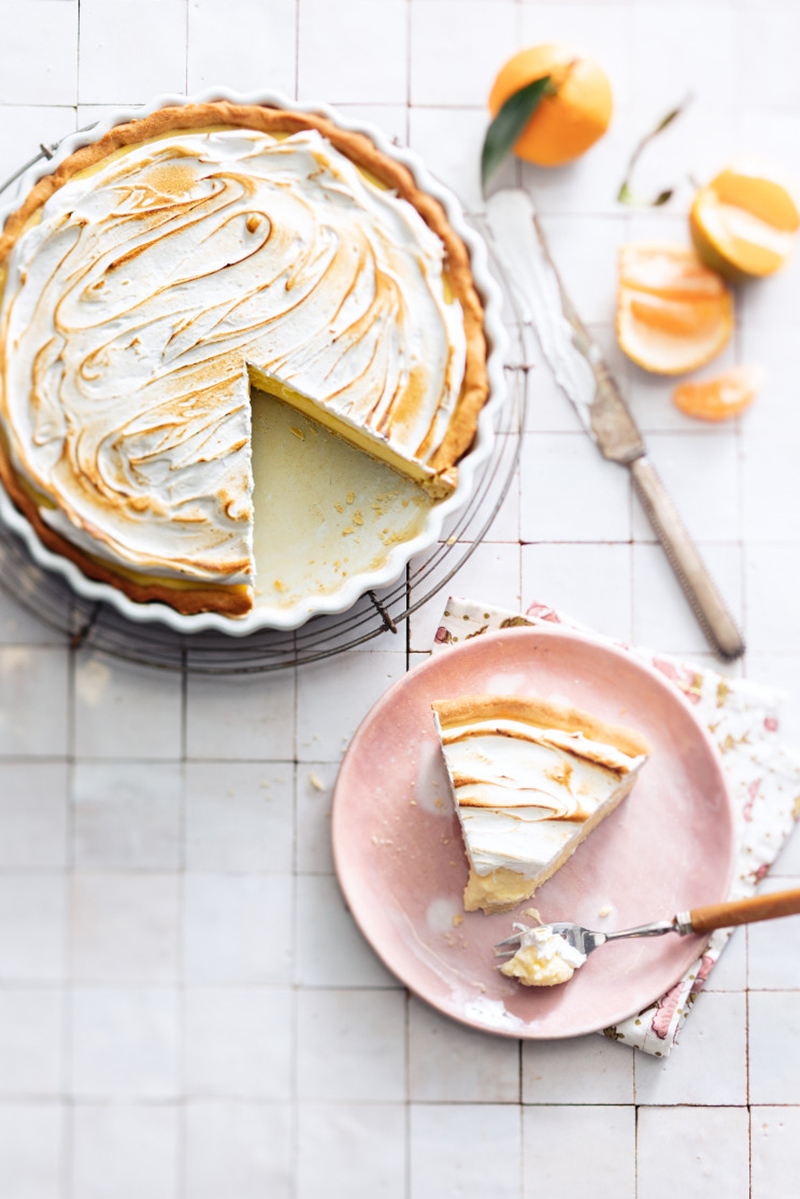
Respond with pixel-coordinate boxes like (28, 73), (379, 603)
(481, 75), (552, 192)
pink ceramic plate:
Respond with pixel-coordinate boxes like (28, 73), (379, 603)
(332, 626), (736, 1039)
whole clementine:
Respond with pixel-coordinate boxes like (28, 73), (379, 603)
(488, 44), (613, 167)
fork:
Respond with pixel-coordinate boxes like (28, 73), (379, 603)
(494, 887), (800, 960)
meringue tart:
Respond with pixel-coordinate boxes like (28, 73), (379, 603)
(0, 102), (488, 616)
(432, 695), (651, 915)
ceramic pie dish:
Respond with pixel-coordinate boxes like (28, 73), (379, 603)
(0, 87), (507, 635)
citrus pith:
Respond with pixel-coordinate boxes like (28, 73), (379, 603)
(616, 243), (734, 375)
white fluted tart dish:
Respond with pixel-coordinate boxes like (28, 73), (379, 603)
(0, 89), (505, 634)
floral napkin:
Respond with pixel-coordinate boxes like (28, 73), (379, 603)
(430, 595), (800, 1056)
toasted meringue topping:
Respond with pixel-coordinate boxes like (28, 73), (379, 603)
(433, 706), (649, 883)
(0, 127), (467, 584)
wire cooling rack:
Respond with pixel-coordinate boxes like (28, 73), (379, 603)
(0, 139), (531, 674)
(0, 362), (527, 673)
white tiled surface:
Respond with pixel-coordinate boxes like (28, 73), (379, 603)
(0, 1), (799, 1195)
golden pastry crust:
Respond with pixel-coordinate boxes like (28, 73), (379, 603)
(432, 694), (652, 761)
(0, 102), (489, 617)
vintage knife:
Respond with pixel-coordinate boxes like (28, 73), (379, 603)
(484, 188), (744, 661)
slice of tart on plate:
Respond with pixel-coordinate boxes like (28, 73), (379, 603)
(432, 694), (651, 914)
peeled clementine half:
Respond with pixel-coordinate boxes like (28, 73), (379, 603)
(690, 160), (800, 279)
(616, 243), (734, 375)
(488, 44), (613, 167)
(672, 365), (764, 422)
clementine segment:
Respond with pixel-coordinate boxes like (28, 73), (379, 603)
(628, 294), (726, 337)
(488, 44), (612, 167)
(616, 243), (734, 375)
(672, 365), (764, 422)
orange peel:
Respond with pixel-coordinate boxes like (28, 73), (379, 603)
(488, 44), (612, 167)
(690, 160), (800, 280)
(616, 243), (734, 375)
(672, 365), (764, 422)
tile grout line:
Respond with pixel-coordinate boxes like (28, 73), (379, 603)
(295, 0), (300, 103)
(518, 1097), (524, 1198)
(291, 539), (300, 1191)
(292, 642), (299, 1199)
(177, 654), (188, 1199)
(733, 295), (747, 681)
(404, 990), (411, 1199)
(62, 619), (77, 1199)
(76, 0), (81, 112)
(518, 1035), (524, 1188)
(745, 918), (752, 1199)
(291, 752), (300, 1192)
(634, 1103), (639, 1199)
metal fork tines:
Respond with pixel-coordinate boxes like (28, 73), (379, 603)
(495, 889), (800, 963)
(494, 918), (679, 960)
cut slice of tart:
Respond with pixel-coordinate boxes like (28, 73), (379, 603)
(432, 695), (651, 915)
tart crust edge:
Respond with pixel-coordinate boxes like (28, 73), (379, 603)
(432, 694), (653, 760)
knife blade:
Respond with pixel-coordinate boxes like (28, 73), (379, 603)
(484, 188), (744, 661)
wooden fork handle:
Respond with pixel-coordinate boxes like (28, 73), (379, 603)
(689, 888), (800, 934)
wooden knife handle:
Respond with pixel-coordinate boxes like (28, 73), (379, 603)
(689, 888), (800, 934)
(629, 456), (745, 661)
